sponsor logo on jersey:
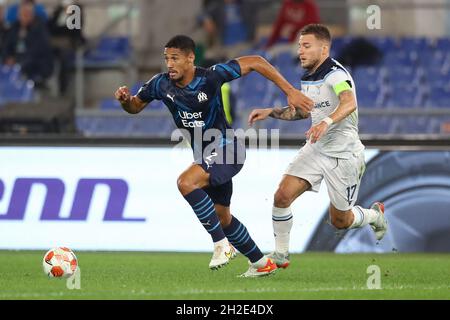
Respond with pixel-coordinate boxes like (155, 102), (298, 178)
(314, 100), (332, 109)
(178, 111), (205, 128)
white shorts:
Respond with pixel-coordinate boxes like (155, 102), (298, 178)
(285, 143), (366, 211)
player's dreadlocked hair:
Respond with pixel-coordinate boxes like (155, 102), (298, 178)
(165, 35), (196, 54)
(300, 24), (332, 43)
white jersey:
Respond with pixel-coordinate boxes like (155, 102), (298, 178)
(301, 57), (364, 159)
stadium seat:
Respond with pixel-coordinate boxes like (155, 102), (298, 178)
(130, 116), (174, 137)
(353, 66), (386, 88)
(418, 50), (449, 70)
(426, 85), (450, 108)
(0, 79), (35, 104)
(399, 37), (430, 52)
(356, 84), (384, 108)
(426, 68), (450, 88)
(383, 51), (419, 67)
(100, 98), (121, 110)
(331, 36), (353, 57)
(385, 84), (421, 108)
(386, 66), (422, 87)
(0, 64), (21, 82)
(358, 116), (392, 134)
(435, 37), (450, 51)
(367, 37), (397, 52)
(279, 64), (302, 85)
(274, 51), (298, 68)
(84, 36), (131, 66)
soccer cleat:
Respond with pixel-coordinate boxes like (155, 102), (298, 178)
(209, 242), (236, 270)
(239, 257), (278, 278)
(266, 251), (290, 269)
(370, 202), (388, 241)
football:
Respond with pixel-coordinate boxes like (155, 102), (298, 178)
(42, 247), (78, 278)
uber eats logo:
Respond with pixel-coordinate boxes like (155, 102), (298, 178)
(178, 111), (205, 128)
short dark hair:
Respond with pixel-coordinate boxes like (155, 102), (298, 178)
(300, 24), (331, 43)
(165, 35), (196, 54)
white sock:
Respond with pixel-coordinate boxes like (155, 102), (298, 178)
(349, 206), (379, 229)
(272, 206), (293, 254)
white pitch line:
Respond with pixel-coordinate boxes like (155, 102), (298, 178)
(0, 285), (449, 299)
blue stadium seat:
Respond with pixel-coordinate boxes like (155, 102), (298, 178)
(385, 85), (421, 108)
(331, 36), (353, 57)
(356, 85), (384, 108)
(426, 68), (450, 88)
(0, 79), (35, 103)
(0, 64), (21, 82)
(279, 64), (302, 85)
(358, 116), (392, 134)
(238, 48), (273, 62)
(274, 51), (298, 68)
(435, 37), (450, 51)
(418, 50), (449, 69)
(84, 36), (131, 64)
(130, 116), (174, 137)
(386, 66), (421, 86)
(100, 98), (121, 110)
(130, 82), (144, 95)
(95, 117), (133, 135)
(353, 66), (386, 88)
(367, 37), (397, 52)
(426, 85), (450, 108)
(76, 115), (175, 137)
(147, 100), (166, 110)
(404, 117), (432, 134)
(399, 37), (430, 52)
(237, 73), (271, 109)
(383, 52), (419, 67)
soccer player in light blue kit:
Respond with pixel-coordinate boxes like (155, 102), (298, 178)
(115, 35), (313, 277)
(249, 24), (388, 269)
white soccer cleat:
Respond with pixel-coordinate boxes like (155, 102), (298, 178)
(209, 242), (236, 270)
(370, 202), (387, 241)
(239, 257), (278, 278)
(266, 251), (290, 269)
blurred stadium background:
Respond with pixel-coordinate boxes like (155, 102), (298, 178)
(0, 0), (449, 299)
(0, 0), (449, 137)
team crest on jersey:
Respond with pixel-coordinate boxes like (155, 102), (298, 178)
(197, 91), (208, 103)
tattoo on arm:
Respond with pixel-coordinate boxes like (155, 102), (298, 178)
(269, 106), (310, 121)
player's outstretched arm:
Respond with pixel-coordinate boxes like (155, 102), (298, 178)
(236, 56), (314, 113)
(115, 86), (147, 114)
(248, 106), (310, 126)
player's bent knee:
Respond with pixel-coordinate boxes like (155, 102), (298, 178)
(329, 209), (353, 229)
(330, 216), (349, 229)
(274, 188), (294, 208)
(176, 177), (196, 195)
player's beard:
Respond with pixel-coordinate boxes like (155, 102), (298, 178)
(303, 58), (321, 73)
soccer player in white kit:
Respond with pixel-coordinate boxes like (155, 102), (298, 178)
(248, 24), (387, 268)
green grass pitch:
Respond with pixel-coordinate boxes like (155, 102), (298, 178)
(0, 251), (449, 299)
